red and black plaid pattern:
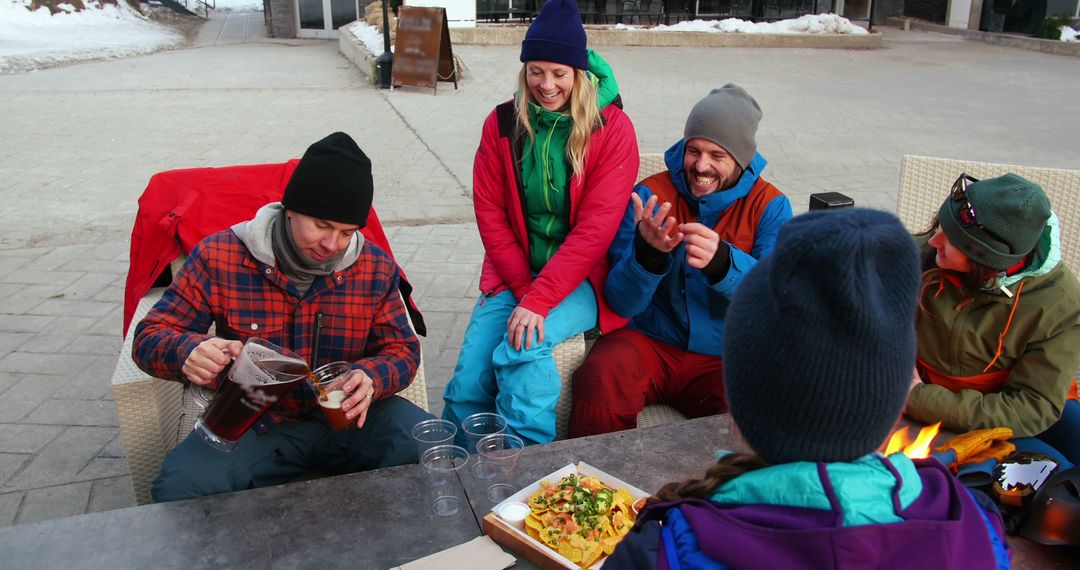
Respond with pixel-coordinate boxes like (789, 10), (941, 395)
(133, 230), (420, 430)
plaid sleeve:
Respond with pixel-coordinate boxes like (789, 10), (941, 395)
(131, 242), (216, 382)
(352, 267), (421, 401)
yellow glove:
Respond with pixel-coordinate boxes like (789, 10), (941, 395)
(965, 441), (1015, 465)
(932, 427), (1014, 468)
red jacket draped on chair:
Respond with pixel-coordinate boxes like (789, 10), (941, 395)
(123, 160), (424, 337)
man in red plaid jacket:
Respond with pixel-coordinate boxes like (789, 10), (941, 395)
(133, 132), (432, 502)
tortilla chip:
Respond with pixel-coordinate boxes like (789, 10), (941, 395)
(581, 541), (605, 568)
(601, 535), (622, 555)
(525, 513), (544, 532)
(557, 540), (584, 564)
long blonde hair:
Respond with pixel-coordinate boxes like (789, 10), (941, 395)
(514, 65), (601, 178)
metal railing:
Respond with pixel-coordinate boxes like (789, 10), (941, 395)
(180, 0), (216, 18)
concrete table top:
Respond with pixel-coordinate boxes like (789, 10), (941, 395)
(0, 415), (1073, 569)
(0, 462), (482, 569)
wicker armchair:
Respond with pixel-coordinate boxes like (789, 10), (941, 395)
(552, 153), (688, 440)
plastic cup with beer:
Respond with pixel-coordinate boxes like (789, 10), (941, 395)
(311, 361), (353, 430)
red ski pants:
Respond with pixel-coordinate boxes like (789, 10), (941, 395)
(569, 327), (727, 438)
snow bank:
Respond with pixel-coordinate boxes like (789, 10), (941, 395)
(614, 13), (869, 35)
(0, 0), (182, 73)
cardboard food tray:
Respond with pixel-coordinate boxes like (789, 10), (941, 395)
(482, 462), (648, 570)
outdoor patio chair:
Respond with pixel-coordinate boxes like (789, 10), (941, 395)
(113, 162), (428, 505)
(552, 153), (688, 440)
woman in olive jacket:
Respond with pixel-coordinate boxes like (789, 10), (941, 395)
(907, 172), (1080, 466)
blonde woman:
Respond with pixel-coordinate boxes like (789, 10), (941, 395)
(442, 0), (639, 445)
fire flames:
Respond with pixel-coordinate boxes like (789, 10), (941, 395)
(884, 422), (941, 458)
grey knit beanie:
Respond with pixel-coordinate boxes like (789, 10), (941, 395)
(938, 173), (1051, 271)
(723, 208), (920, 464)
(683, 84), (762, 169)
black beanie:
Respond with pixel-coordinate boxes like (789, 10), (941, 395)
(281, 132), (373, 227)
(723, 208), (920, 464)
(519, 0), (588, 70)
(938, 173), (1051, 271)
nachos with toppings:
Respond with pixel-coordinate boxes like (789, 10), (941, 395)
(524, 473), (637, 568)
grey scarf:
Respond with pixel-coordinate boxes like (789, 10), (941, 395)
(232, 203), (363, 297)
(271, 210), (342, 295)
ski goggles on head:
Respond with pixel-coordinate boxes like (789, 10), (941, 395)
(949, 172), (1012, 251)
(950, 172), (981, 227)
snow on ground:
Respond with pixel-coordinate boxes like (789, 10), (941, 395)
(0, 0), (183, 73)
(348, 13), (868, 56)
(347, 20), (394, 55)
(0, 0), (264, 74)
(614, 13), (868, 34)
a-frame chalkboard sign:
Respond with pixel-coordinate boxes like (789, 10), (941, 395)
(391, 6), (458, 94)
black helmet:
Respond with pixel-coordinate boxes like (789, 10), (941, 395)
(992, 451), (1060, 509)
(1019, 466), (1080, 546)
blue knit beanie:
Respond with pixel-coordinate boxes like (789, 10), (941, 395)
(519, 0), (588, 70)
(722, 208), (920, 464)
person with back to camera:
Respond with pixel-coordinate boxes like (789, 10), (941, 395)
(441, 0), (639, 445)
(605, 208), (1011, 569)
(906, 173), (1080, 468)
(569, 84), (792, 437)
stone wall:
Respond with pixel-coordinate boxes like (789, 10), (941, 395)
(267, 0), (294, 38)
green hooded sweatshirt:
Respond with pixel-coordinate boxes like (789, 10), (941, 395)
(519, 49), (620, 272)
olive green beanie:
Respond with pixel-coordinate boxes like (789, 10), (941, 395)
(938, 173), (1051, 270)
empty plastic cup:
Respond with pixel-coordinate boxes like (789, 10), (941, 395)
(461, 412), (507, 454)
(412, 418), (457, 458)
(475, 433), (524, 502)
(420, 445), (469, 517)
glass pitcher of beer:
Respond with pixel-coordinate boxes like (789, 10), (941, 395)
(193, 338), (310, 452)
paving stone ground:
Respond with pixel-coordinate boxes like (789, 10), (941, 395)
(0, 11), (1077, 526)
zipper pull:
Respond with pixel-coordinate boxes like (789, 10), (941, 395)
(312, 311), (325, 367)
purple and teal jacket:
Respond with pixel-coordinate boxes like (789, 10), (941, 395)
(606, 454), (1009, 569)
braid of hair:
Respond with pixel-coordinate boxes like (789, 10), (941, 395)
(646, 452), (771, 507)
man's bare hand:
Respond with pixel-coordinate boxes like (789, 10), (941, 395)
(633, 193), (683, 253)
(341, 369), (376, 429)
(680, 223), (720, 269)
(182, 338), (243, 386)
